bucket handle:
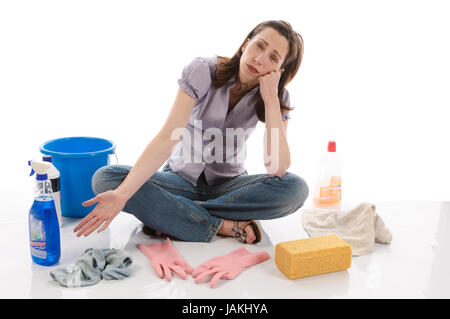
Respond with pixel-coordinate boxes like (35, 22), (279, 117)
(108, 152), (119, 165)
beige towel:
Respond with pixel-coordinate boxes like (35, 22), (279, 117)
(301, 202), (392, 256)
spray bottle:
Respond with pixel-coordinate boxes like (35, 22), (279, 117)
(28, 160), (61, 266)
(313, 140), (342, 209)
(42, 155), (62, 226)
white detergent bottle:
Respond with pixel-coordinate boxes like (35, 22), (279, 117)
(42, 155), (62, 227)
(313, 140), (342, 209)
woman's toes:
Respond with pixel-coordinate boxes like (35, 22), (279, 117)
(243, 224), (256, 244)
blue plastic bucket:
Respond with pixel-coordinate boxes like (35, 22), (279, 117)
(40, 137), (116, 218)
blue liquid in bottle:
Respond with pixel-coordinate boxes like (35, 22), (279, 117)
(29, 195), (61, 266)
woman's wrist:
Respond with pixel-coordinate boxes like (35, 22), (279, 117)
(263, 94), (280, 109)
(114, 187), (133, 203)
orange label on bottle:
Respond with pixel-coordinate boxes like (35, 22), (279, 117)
(319, 176), (341, 203)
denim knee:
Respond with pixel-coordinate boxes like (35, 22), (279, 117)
(277, 172), (309, 214)
(91, 166), (110, 195)
(91, 165), (130, 195)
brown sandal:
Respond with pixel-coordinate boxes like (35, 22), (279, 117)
(231, 220), (262, 244)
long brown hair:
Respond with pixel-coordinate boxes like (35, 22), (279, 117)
(212, 20), (304, 122)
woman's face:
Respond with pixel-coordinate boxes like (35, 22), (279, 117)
(239, 27), (290, 87)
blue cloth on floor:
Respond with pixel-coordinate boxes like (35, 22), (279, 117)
(49, 248), (133, 287)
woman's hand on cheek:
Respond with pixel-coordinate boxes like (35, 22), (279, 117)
(259, 69), (284, 104)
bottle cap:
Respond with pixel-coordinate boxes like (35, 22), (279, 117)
(36, 173), (48, 181)
(42, 155), (52, 163)
(328, 141), (336, 152)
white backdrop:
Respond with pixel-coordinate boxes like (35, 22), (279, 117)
(1, 0), (449, 202)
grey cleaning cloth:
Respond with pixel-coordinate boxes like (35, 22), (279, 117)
(49, 248), (133, 287)
(301, 202), (393, 256)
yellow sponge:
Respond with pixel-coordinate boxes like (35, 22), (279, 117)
(275, 234), (352, 279)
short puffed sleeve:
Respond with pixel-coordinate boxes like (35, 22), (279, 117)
(177, 57), (212, 101)
(281, 89), (292, 121)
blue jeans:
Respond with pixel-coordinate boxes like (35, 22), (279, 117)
(91, 163), (309, 243)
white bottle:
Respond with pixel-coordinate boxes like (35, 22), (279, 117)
(313, 140), (342, 209)
(42, 155), (62, 226)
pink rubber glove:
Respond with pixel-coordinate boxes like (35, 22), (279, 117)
(136, 237), (194, 281)
(192, 247), (270, 288)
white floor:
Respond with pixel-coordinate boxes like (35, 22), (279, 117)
(1, 189), (449, 299)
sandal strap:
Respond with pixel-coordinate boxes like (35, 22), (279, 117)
(232, 221), (247, 243)
(232, 220), (255, 243)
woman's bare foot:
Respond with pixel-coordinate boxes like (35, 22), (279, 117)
(218, 219), (256, 244)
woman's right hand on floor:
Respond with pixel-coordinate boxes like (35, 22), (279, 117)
(73, 190), (129, 237)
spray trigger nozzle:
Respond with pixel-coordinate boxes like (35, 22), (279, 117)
(28, 160), (51, 180)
